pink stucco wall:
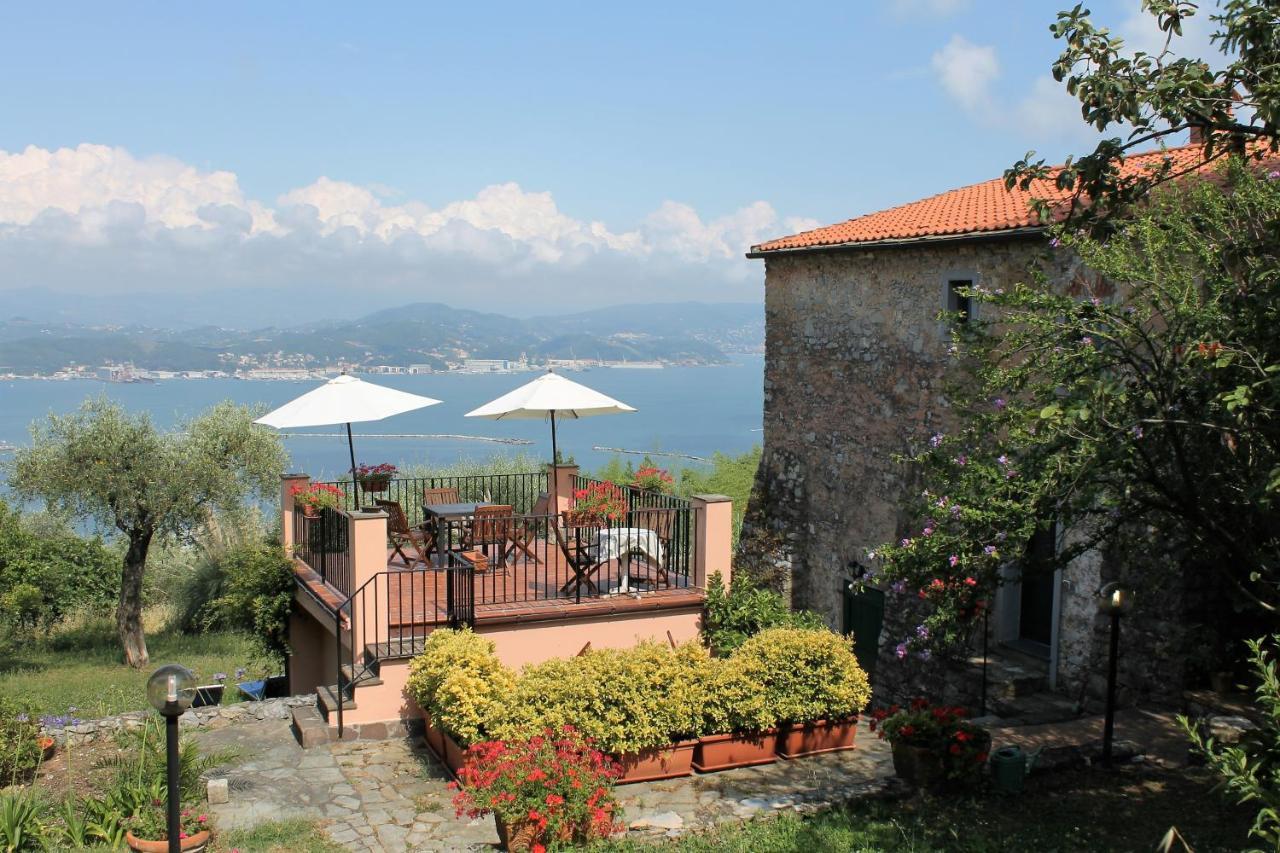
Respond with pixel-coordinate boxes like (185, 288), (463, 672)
(478, 606), (704, 670)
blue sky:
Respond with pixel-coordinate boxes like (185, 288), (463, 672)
(0, 1), (1219, 325)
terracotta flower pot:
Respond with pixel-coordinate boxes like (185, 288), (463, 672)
(38, 736), (55, 762)
(776, 717), (859, 758)
(423, 714), (446, 760)
(614, 739), (697, 783)
(125, 829), (210, 852)
(494, 816), (542, 852)
(692, 730), (777, 772)
(359, 475), (391, 493)
(301, 504), (320, 518)
(891, 741), (947, 788)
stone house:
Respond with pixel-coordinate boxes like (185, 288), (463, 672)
(738, 144), (1234, 717)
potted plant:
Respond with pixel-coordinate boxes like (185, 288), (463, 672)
(729, 627), (871, 758)
(356, 462), (397, 493)
(693, 655), (779, 772)
(451, 728), (623, 852)
(290, 482), (345, 518)
(124, 802), (211, 852)
(37, 735), (55, 762)
(631, 465), (674, 495)
(566, 481), (628, 526)
(869, 698), (991, 789)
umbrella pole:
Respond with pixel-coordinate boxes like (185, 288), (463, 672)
(346, 422), (359, 509)
(549, 410), (559, 519)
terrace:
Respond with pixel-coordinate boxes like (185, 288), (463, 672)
(281, 465), (734, 736)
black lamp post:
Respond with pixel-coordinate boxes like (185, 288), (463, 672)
(146, 664), (196, 853)
(1097, 582), (1135, 768)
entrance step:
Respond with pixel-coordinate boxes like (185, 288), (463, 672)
(316, 684), (355, 721)
(991, 691), (1083, 725)
(966, 651), (1049, 701)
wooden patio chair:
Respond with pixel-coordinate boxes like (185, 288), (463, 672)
(422, 486), (461, 506)
(627, 507), (677, 588)
(554, 516), (607, 596)
(375, 499), (432, 568)
(509, 492), (549, 565)
(462, 505), (518, 569)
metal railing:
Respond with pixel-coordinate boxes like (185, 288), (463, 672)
(292, 504), (352, 598)
(317, 471), (548, 521)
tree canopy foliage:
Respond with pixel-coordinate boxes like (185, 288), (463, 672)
(6, 398), (286, 667)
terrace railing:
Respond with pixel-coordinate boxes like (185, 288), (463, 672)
(317, 471), (548, 521)
(291, 504), (352, 598)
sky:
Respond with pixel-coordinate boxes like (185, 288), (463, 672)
(0, 1), (1223, 327)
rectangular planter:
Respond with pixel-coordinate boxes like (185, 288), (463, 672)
(192, 684), (224, 708)
(614, 739), (697, 784)
(692, 730), (778, 772)
(776, 717), (859, 759)
(423, 714), (446, 759)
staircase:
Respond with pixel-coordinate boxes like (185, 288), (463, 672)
(968, 646), (1082, 725)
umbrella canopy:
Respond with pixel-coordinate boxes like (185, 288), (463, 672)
(255, 374), (442, 496)
(465, 370), (636, 510)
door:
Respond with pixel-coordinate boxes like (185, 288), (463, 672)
(1016, 525), (1057, 654)
(842, 584), (885, 675)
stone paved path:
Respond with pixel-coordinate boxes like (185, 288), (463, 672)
(199, 721), (896, 851)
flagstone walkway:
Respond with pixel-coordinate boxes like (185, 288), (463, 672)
(198, 720), (899, 851)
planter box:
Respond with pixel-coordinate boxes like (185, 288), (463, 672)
(776, 717), (859, 759)
(192, 685), (223, 708)
(423, 714), (446, 759)
(422, 725), (475, 779)
(692, 730), (777, 772)
(126, 830), (209, 852)
(891, 741), (947, 788)
(614, 739), (697, 784)
(359, 476), (392, 493)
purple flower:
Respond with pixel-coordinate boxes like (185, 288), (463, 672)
(901, 538), (912, 547)
(1049, 237), (1062, 248)
(15, 713), (28, 723)
(993, 397), (1007, 411)
(984, 545), (998, 556)
(1090, 296), (1102, 307)
(922, 526), (934, 537)
(916, 624), (930, 639)
(997, 454), (1009, 466)
(1132, 425), (1144, 439)
(895, 642), (909, 660)
(891, 580), (908, 595)
(949, 555), (959, 568)
(929, 433), (944, 448)
(996, 531), (1007, 542)
(1082, 336), (1094, 347)
(955, 454), (968, 467)
(949, 505), (962, 519)
(1269, 170), (1280, 180)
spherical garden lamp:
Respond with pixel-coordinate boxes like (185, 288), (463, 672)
(1097, 582), (1136, 768)
(147, 664), (196, 853)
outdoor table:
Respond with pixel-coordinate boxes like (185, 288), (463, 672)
(589, 527), (664, 593)
(420, 502), (492, 568)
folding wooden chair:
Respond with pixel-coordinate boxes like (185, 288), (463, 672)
(462, 505), (518, 569)
(422, 486), (461, 506)
(627, 507), (676, 588)
(375, 499), (432, 568)
(509, 492), (549, 565)
(554, 516), (607, 596)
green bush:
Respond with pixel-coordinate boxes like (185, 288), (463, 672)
(699, 653), (776, 736)
(703, 571), (825, 656)
(208, 539), (295, 664)
(0, 789), (43, 852)
(0, 697), (42, 786)
(0, 499), (116, 633)
(406, 628), (515, 745)
(494, 641), (706, 754)
(732, 627), (872, 725)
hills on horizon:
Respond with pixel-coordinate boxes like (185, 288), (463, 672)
(0, 301), (763, 375)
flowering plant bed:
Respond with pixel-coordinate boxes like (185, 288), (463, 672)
(776, 717), (859, 758)
(692, 729), (777, 772)
(614, 738), (697, 783)
(356, 463), (397, 492)
(631, 465), (674, 494)
(870, 698), (990, 786)
(451, 727), (623, 852)
(291, 482), (346, 516)
(569, 481), (628, 524)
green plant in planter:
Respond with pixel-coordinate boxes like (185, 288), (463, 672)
(703, 572), (825, 656)
(699, 654), (776, 736)
(407, 628), (516, 745)
(732, 627), (872, 724)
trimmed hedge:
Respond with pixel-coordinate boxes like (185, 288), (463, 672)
(406, 628), (516, 746)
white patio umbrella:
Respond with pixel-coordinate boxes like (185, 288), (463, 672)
(255, 374), (442, 497)
(464, 370), (636, 509)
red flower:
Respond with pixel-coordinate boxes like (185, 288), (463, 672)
(964, 576), (977, 586)
(949, 744), (962, 755)
(976, 752), (989, 763)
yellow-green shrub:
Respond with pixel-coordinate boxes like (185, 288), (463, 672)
(406, 628), (515, 745)
(492, 641), (705, 754)
(732, 627), (872, 724)
(700, 653), (776, 735)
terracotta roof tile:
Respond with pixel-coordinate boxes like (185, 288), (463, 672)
(750, 144), (1224, 254)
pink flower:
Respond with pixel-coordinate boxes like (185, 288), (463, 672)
(949, 555), (959, 567)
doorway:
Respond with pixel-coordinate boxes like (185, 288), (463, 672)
(997, 524), (1060, 661)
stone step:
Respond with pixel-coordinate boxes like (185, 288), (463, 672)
(967, 653), (1050, 700)
(316, 684), (356, 721)
(991, 691), (1083, 726)
(340, 663), (384, 688)
(290, 704), (330, 749)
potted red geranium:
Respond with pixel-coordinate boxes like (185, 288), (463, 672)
(356, 462), (397, 493)
(870, 698), (990, 789)
(566, 481), (627, 526)
(124, 802), (211, 852)
(290, 482), (346, 518)
(631, 465), (674, 495)
(451, 727), (623, 852)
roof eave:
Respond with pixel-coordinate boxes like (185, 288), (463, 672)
(745, 225), (1048, 259)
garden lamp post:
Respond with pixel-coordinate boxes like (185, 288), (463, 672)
(146, 664), (196, 853)
(1097, 582), (1135, 768)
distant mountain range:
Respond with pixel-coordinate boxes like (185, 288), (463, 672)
(0, 301), (763, 374)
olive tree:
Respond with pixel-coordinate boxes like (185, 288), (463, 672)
(6, 398), (286, 667)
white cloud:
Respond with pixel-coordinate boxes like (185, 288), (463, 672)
(0, 143), (807, 320)
(931, 35), (999, 113)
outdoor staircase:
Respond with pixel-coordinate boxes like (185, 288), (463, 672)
(968, 646), (1082, 725)
(292, 639), (429, 748)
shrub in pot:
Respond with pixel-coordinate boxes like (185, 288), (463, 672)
(451, 727), (623, 852)
(869, 698), (991, 788)
(407, 628), (516, 758)
(732, 627), (872, 758)
(693, 654), (779, 771)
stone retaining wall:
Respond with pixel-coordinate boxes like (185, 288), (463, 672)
(45, 695), (317, 745)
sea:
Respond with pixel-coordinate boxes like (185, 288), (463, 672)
(0, 356), (764, 479)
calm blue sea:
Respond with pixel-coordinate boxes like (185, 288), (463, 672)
(0, 356), (764, 478)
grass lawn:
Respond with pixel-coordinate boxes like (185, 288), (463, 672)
(214, 819), (344, 853)
(0, 609), (268, 718)
(606, 763), (1252, 852)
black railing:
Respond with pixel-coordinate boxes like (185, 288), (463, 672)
(317, 471), (548, 523)
(292, 504), (352, 598)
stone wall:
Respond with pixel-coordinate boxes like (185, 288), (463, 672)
(44, 695), (317, 746)
(737, 235), (1213, 709)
